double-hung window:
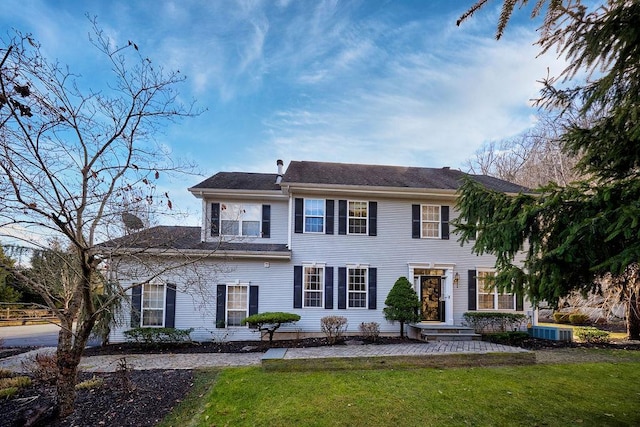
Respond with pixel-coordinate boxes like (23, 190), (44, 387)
(304, 199), (325, 233)
(220, 203), (261, 237)
(477, 269), (515, 310)
(347, 267), (367, 308)
(142, 282), (165, 327)
(348, 201), (368, 234)
(226, 285), (248, 326)
(421, 205), (441, 238)
(303, 266), (324, 308)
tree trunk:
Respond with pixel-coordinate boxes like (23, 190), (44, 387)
(627, 285), (640, 340)
(55, 311), (95, 418)
(56, 319), (82, 418)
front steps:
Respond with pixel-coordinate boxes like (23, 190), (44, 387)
(408, 324), (481, 342)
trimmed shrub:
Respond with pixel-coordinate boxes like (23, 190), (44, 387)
(242, 312), (301, 344)
(484, 331), (530, 346)
(123, 327), (193, 345)
(575, 327), (611, 344)
(553, 312), (571, 324)
(463, 312), (527, 334)
(321, 316), (348, 345)
(569, 313), (590, 325)
(383, 277), (420, 337)
(359, 322), (380, 343)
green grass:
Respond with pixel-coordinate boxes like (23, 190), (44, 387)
(161, 361), (640, 427)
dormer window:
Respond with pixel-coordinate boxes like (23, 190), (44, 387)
(220, 203), (261, 237)
(211, 203), (270, 238)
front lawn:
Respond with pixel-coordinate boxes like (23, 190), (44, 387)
(161, 360), (640, 426)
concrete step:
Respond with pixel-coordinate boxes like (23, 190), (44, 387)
(421, 332), (482, 341)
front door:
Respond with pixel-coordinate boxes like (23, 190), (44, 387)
(420, 276), (443, 321)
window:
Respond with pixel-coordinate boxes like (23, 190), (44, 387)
(220, 203), (261, 237)
(304, 199), (325, 233)
(421, 205), (440, 238)
(303, 266), (324, 308)
(348, 201), (368, 234)
(477, 270), (515, 310)
(348, 267), (367, 308)
(142, 282), (165, 327)
(226, 285), (248, 326)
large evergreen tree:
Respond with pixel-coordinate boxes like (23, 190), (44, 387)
(456, 1), (640, 339)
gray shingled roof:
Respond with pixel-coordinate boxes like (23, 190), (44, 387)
(282, 161), (529, 193)
(190, 172), (281, 191)
(99, 226), (290, 254)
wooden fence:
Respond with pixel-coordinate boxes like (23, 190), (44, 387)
(0, 303), (57, 323)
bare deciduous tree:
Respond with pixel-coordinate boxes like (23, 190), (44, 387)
(465, 111), (583, 188)
(0, 20), (202, 418)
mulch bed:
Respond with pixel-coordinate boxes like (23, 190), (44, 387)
(2, 335), (639, 427)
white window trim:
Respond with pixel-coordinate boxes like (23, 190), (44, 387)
(141, 282), (166, 328)
(346, 264), (368, 309)
(420, 204), (441, 239)
(302, 263), (325, 308)
(303, 198), (326, 234)
(476, 269), (516, 311)
(219, 202), (261, 238)
(226, 283), (249, 327)
(347, 200), (368, 235)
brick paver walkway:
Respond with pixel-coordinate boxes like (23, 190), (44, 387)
(0, 341), (530, 373)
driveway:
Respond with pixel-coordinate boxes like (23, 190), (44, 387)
(0, 323), (100, 347)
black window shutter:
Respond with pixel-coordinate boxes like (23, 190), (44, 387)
(294, 198), (303, 233)
(249, 285), (259, 316)
(338, 267), (347, 309)
(412, 204), (421, 238)
(338, 200), (347, 235)
(130, 285), (142, 328)
(216, 284), (226, 328)
(468, 270), (477, 311)
(165, 283), (176, 328)
(369, 201), (377, 236)
(516, 293), (524, 311)
(325, 200), (335, 235)
(368, 268), (377, 310)
(441, 205), (450, 240)
(325, 267), (334, 309)
(261, 205), (271, 238)
(293, 266), (303, 308)
(211, 203), (220, 236)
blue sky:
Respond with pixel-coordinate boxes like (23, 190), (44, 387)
(2, 0), (564, 225)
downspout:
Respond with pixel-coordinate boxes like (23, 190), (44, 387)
(287, 193), (293, 250)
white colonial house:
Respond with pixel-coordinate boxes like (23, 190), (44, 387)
(105, 160), (533, 343)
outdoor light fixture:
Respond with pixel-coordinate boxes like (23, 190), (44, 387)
(454, 272), (460, 288)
